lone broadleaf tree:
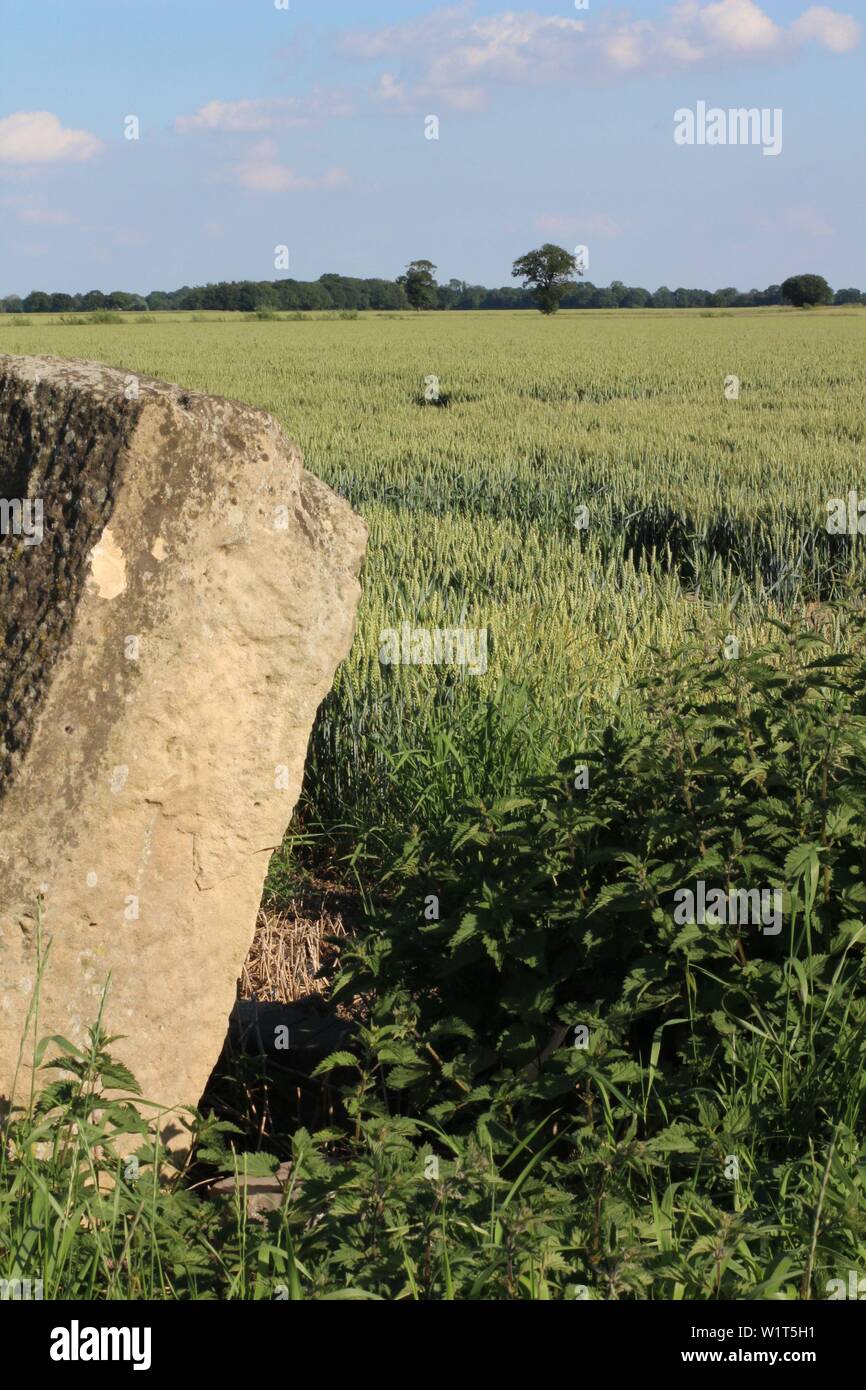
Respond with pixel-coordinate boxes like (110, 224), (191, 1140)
(781, 273), (833, 307)
(397, 259), (438, 310)
(512, 244), (579, 315)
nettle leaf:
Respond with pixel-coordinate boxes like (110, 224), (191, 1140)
(825, 806), (858, 839)
(670, 922), (706, 950)
(427, 1100), (459, 1123)
(481, 934), (505, 968)
(647, 862), (683, 889)
(228, 1151), (281, 1178)
(311, 1051), (361, 1076)
(429, 1016), (476, 1041)
(608, 1061), (643, 1084)
(805, 654), (853, 670)
(98, 1059), (143, 1095)
(784, 843), (821, 878)
(451, 821), (489, 851)
(692, 850), (726, 875)
(587, 883), (648, 916)
(741, 853), (784, 876)
(645, 1124), (700, 1154)
(376, 1042), (423, 1065)
(449, 913), (479, 950)
(490, 796), (535, 816)
(386, 1065), (429, 1090)
(832, 918), (866, 947)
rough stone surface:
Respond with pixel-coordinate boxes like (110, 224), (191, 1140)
(208, 1162), (295, 1221)
(0, 354), (366, 1136)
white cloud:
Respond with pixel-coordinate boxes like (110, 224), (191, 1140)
(176, 91), (354, 134)
(605, 23), (655, 70)
(427, 12), (586, 84)
(791, 4), (861, 51)
(233, 141), (348, 193)
(341, 6), (470, 61)
(340, 2), (861, 104)
(661, 34), (708, 63)
(0, 111), (102, 164)
(699, 0), (781, 53)
(347, 10), (587, 100)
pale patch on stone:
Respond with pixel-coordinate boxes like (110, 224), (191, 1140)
(88, 527), (127, 599)
(151, 537), (167, 561)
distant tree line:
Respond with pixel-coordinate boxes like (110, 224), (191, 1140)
(2, 273), (863, 315)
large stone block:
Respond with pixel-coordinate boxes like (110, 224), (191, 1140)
(0, 354), (366, 1134)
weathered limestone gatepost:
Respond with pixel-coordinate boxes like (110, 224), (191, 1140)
(0, 355), (366, 1139)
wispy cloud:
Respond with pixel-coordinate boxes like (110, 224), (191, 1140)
(176, 91), (354, 134)
(232, 140), (348, 194)
(0, 111), (103, 165)
(783, 204), (834, 236)
(0, 193), (71, 224)
(750, 203), (835, 237)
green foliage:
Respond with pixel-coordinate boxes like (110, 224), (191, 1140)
(317, 627), (866, 1295)
(512, 243), (579, 314)
(397, 259), (439, 311)
(4, 275), (858, 316)
(4, 628), (866, 1298)
(83, 309), (124, 324)
(782, 274), (834, 308)
(337, 625), (866, 1118)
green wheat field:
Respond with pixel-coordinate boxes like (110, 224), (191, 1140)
(3, 305), (866, 1300)
(4, 307), (865, 841)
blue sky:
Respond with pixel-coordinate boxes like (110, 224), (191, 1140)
(0, 0), (863, 295)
